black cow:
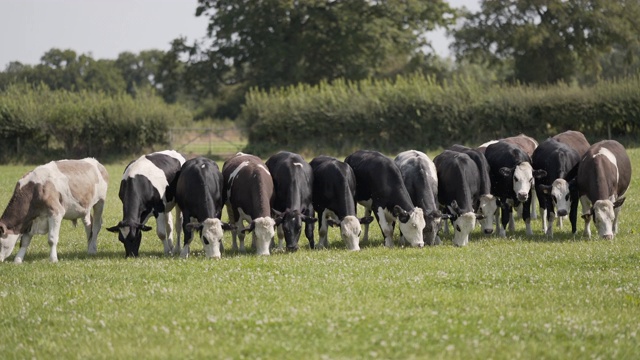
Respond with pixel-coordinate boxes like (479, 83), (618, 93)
(266, 151), (317, 251)
(394, 150), (445, 246)
(175, 157), (234, 259)
(485, 142), (546, 237)
(310, 155), (373, 250)
(107, 150), (185, 257)
(447, 145), (498, 235)
(344, 150), (425, 248)
(576, 140), (631, 239)
(433, 150), (485, 246)
(532, 138), (581, 237)
(222, 152), (277, 255)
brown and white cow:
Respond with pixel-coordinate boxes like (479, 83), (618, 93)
(576, 140), (631, 239)
(0, 158), (108, 263)
(222, 152), (277, 256)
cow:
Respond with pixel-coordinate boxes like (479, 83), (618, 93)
(344, 150), (426, 248)
(309, 155), (373, 250)
(175, 157), (234, 259)
(107, 150), (185, 257)
(485, 141), (547, 237)
(433, 150), (486, 246)
(447, 145), (498, 235)
(575, 140), (631, 240)
(0, 158), (108, 263)
(553, 130), (590, 157)
(394, 150), (445, 246)
(266, 151), (317, 252)
(532, 138), (582, 238)
(222, 152), (277, 256)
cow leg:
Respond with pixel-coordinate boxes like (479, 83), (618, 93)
(540, 198), (548, 233)
(613, 207), (621, 234)
(376, 207), (394, 248)
(173, 207), (183, 256)
(304, 207), (315, 249)
(47, 215), (63, 263)
(530, 188), (538, 219)
(544, 199), (554, 238)
(13, 234), (33, 264)
(276, 224), (285, 251)
(360, 200), (373, 244)
(155, 212), (173, 256)
(546, 211), (556, 239)
(317, 209), (330, 249)
(180, 220), (194, 259)
(523, 197), (533, 236)
(569, 197), (579, 234)
(82, 213), (94, 253)
(581, 196), (592, 238)
(499, 205), (510, 237)
(88, 199), (105, 254)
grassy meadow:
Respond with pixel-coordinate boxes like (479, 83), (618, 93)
(0, 149), (639, 359)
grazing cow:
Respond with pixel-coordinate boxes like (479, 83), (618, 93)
(0, 158), (108, 263)
(344, 150), (425, 248)
(266, 151), (317, 251)
(447, 145), (498, 235)
(576, 140), (631, 239)
(532, 138), (582, 237)
(107, 150), (185, 257)
(485, 141), (546, 237)
(222, 152), (277, 255)
(394, 150), (445, 246)
(553, 130), (590, 156)
(309, 155), (373, 250)
(433, 150), (486, 246)
(175, 157), (234, 259)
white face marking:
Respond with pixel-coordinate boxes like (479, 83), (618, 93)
(201, 218), (224, 258)
(594, 148), (619, 183)
(593, 200), (615, 238)
(0, 233), (20, 262)
(253, 217), (276, 255)
(121, 226), (131, 239)
(513, 162), (534, 200)
(452, 212), (476, 247)
(397, 207), (425, 247)
(551, 179), (571, 215)
(340, 216), (362, 251)
(478, 194), (497, 233)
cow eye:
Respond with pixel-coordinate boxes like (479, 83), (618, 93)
(565, 194), (570, 201)
(514, 177), (519, 182)
(455, 225), (461, 232)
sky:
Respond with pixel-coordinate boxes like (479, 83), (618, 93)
(0, 0), (480, 70)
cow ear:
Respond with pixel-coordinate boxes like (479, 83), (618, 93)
(274, 215), (284, 226)
(241, 221), (255, 234)
(106, 225), (120, 233)
(0, 223), (6, 235)
(440, 213), (452, 220)
(272, 208), (283, 217)
(613, 197), (626, 208)
(393, 205), (411, 223)
(140, 225), (152, 232)
(539, 184), (552, 194)
(499, 167), (513, 177)
(186, 222), (203, 232)
(302, 215), (318, 224)
(359, 216), (374, 225)
(326, 218), (341, 227)
(222, 222), (236, 231)
(533, 169), (547, 179)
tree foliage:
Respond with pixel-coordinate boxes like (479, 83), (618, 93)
(452, 0), (640, 84)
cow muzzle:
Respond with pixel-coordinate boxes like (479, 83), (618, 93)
(602, 234), (614, 240)
(557, 209), (568, 217)
(483, 228), (494, 235)
(517, 192), (528, 202)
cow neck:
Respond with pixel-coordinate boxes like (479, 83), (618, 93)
(0, 182), (36, 232)
(591, 158), (617, 201)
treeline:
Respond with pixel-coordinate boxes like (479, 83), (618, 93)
(241, 75), (640, 155)
(0, 85), (192, 163)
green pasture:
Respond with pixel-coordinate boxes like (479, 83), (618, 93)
(0, 150), (639, 359)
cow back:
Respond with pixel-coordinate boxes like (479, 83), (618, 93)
(553, 130), (590, 156)
(448, 144), (492, 196)
(394, 150), (439, 213)
(503, 134), (538, 157)
(266, 151), (313, 212)
(310, 156), (357, 219)
(223, 153), (274, 219)
(176, 156), (224, 221)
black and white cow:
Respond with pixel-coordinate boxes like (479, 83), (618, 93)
(0, 158), (108, 263)
(175, 157), (234, 259)
(394, 150), (445, 246)
(485, 141), (546, 237)
(222, 152), (277, 255)
(107, 150), (185, 257)
(433, 150), (486, 246)
(447, 145), (498, 235)
(532, 138), (582, 237)
(576, 140), (631, 239)
(266, 151), (317, 252)
(344, 150), (425, 248)
(309, 155), (373, 250)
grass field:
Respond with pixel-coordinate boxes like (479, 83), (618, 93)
(0, 149), (639, 359)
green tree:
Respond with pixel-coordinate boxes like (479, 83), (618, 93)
(115, 50), (165, 96)
(452, 0), (640, 84)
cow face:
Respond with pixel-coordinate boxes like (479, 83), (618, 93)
(276, 210), (317, 252)
(477, 194), (497, 235)
(592, 200), (616, 239)
(188, 218), (235, 259)
(548, 179), (571, 217)
(339, 216), (363, 251)
(106, 221), (152, 257)
(500, 163), (546, 202)
(452, 212), (477, 247)
(394, 206), (426, 247)
(0, 224), (19, 262)
(243, 217), (276, 255)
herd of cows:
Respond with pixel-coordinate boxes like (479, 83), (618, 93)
(0, 130), (632, 263)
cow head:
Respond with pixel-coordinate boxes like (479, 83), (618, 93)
(393, 206), (425, 247)
(592, 198), (625, 240)
(477, 194), (497, 235)
(423, 210), (446, 246)
(446, 201), (484, 247)
(499, 163), (546, 202)
(540, 179), (575, 217)
(106, 221), (152, 257)
(273, 209), (317, 252)
(186, 218), (235, 258)
(241, 217), (276, 255)
(327, 215), (373, 251)
(0, 223), (20, 262)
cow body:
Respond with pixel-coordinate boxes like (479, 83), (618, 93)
(576, 140), (631, 239)
(344, 150), (425, 248)
(266, 151), (316, 251)
(394, 150), (444, 246)
(175, 157), (233, 259)
(485, 141), (546, 237)
(553, 130), (590, 156)
(447, 145), (497, 235)
(433, 150), (485, 246)
(0, 158), (108, 263)
(532, 138), (582, 237)
(310, 156), (372, 250)
(222, 152), (276, 255)
(107, 150), (185, 257)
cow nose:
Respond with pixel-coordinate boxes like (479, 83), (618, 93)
(286, 245), (299, 252)
(517, 193), (528, 202)
(602, 234), (614, 240)
(557, 209), (568, 217)
(484, 228), (494, 235)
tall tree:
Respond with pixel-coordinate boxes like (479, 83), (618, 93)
(452, 0), (640, 84)
(195, 0), (456, 89)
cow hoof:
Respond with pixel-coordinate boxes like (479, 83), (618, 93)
(14, 257), (23, 264)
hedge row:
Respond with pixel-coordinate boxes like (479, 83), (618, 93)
(0, 85), (192, 163)
(240, 75), (640, 155)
